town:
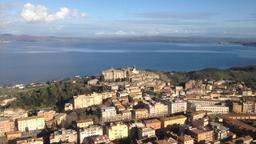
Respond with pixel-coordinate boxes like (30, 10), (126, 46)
(0, 67), (256, 144)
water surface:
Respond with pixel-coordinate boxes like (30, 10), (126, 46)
(0, 41), (256, 84)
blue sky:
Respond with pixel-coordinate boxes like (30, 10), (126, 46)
(1, 0), (256, 38)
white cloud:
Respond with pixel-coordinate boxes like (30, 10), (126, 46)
(20, 3), (86, 23)
(56, 7), (69, 19)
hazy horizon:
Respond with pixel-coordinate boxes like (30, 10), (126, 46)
(1, 0), (256, 38)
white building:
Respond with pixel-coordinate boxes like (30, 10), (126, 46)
(188, 99), (229, 114)
(73, 93), (103, 109)
(17, 116), (45, 132)
(167, 100), (187, 114)
(50, 129), (77, 143)
(193, 105), (229, 114)
(101, 107), (117, 122)
(80, 125), (103, 143)
(137, 127), (155, 139)
(144, 101), (168, 117)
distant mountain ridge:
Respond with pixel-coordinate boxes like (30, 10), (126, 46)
(0, 34), (84, 42)
(1, 34), (256, 46)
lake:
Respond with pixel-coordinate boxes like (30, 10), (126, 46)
(0, 41), (256, 85)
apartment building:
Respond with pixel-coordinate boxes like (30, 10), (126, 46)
(106, 123), (128, 141)
(0, 118), (15, 136)
(50, 129), (77, 143)
(162, 115), (187, 128)
(80, 125), (103, 143)
(17, 116), (45, 132)
(73, 92), (103, 109)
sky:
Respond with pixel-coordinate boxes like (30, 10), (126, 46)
(0, 0), (256, 38)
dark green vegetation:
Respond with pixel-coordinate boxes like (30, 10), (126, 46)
(166, 65), (256, 89)
(0, 77), (96, 111)
(0, 65), (256, 111)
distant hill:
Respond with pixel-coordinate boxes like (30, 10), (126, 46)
(1, 34), (256, 46)
(0, 34), (84, 42)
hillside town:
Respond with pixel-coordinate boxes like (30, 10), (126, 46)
(0, 67), (256, 144)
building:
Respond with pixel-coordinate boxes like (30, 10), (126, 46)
(233, 101), (255, 114)
(102, 68), (127, 81)
(189, 128), (213, 143)
(16, 137), (44, 144)
(105, 84), (119, 92)
(144, 101), (168, 117)
(113, 101), (126, 112)
(226, 135), (253, 144)
(106, 122), (128, 141)
(242, 89), (253, 96)
(117, 91), (129, 97)
(128, 121), (145, 139)
(5, 131), (22, 140)
(171, 134), (194, 144)
(178, 135), (194, 144)
(87, 79), (99, 85)
(80, 125), (103, 143)
(89, 135), (111, 144)
(192, 105), (229, 114)
(175, 86), (184, 96)
(73, 93), (103, 109)
(192, 117), (209, 128)
(76, 118), (94, 128)
(1, 108), (28, 120)
(101, 91), (116, 100)
(167, 100), (187, 114)
(210, 122), (229, 140)
(133, 108), (149, 120)
(162, 115), (187, 128)
(188, 100), (226, 113)
(17, 116), (45, 132)
(0, 118), (15, 136)
(137, 127), (155, 139)
(53, 113), (66, 126)
(102, 67), (139, 81)
(188, 99), (221, 106)
(210, 92), (221, 99)
(50, 129), (77, 143)
(157, 137), (178, 144)
(128, 86), (143, 100)
(185, 80), (196, 90)
(143, 119), (161, 130)
(37, 110), (56, 122)
(64, 103), (73, 111)
(101, 107), (117, 122)
(232, 102), (243, 113)
(242, 101), (255, 113)
(189, 111), (206, 121)
(119, 110), (132, 121)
